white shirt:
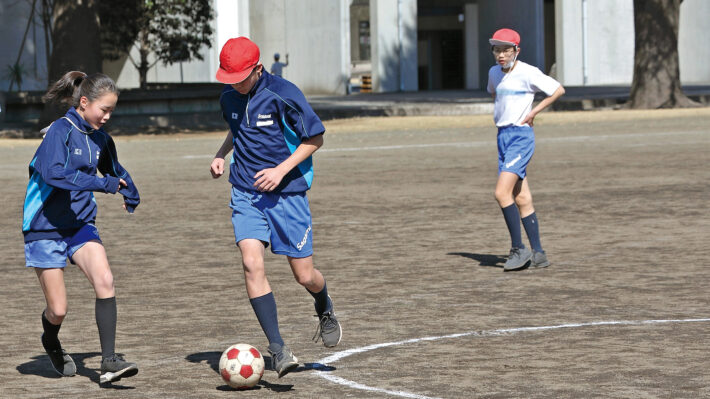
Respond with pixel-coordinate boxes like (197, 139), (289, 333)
(487, 61), (560, 127)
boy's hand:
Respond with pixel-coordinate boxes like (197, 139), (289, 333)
(254, 167), (286, 192)
(211, 158), (225, 178)
(118, 178), (127, 191)
(522, 111), (537, 126)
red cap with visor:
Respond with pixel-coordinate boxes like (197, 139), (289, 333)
(216, 37), (260, 84)
(489, 28), (520, 47)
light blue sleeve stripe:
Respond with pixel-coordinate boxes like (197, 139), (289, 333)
(282, 116), (313, 188)
(23, 165), (54, 231)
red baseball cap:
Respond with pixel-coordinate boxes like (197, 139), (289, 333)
(216, 37), (260, 84)
(489, 28), (520, 47)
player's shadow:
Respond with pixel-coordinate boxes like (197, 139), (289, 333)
(187, 351), (336, 392)
(448, 252), (507, 268)
(17, 352), (135, 389)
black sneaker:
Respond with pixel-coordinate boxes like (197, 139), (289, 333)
(42, 334), (76, 377)
(100, 354), (138, 383)
(312, 302), (342, 348)
(267, 343), (298, 378)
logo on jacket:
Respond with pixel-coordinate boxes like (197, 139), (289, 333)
(232, 112), (239, 119)
(74, 148), (82, 155)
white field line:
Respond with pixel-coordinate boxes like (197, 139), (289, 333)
(180, 130), (705, 159)
(313, 317), (710, 399)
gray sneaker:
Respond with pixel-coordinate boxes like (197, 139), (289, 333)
(503, 247), (532, 271)
(100, 354), (138, 383)
(267, 343), (299, 378)
(42, 334), (76, 377)
(531, 250), (551, 268)
(313, 307), (342, 348)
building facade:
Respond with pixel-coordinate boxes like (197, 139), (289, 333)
(1, 0), (709, 95)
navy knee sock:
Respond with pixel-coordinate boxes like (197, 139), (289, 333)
(501, 204), (524, 249)
(250, 292), (284, 346)
(521, 212), (543, 252)
(41, 311), (61, 349)
(307, 281), (332, 316)
(95, 297), (117, 359)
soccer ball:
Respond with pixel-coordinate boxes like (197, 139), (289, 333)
(219, 343), (265, 389)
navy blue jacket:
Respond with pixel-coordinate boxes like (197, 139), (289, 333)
(22, 108), (140, 242)
(220, 71), (325, 193)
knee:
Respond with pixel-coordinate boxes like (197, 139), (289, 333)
(94, 270), (115, 295)
(494, 188), (512, 205)
(45, 305), (67, 324)
(515, 191), (532, 208)
(293, 271), (315, 287)
(241, 255), (264, 275)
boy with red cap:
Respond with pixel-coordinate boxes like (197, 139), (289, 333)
(487, 28), (565, 271)
(210, 37), (342, 378)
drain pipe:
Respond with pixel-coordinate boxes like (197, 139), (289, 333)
(582, 0), (588, 85)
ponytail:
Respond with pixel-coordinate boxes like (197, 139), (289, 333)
(42, 71), (87, 105)
(42, 71), (118, 107)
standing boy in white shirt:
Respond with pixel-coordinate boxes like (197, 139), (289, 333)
(486, 28), (565, 271)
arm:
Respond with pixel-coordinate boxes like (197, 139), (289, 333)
(37, 128), (120, 194)
(98, 133), (140, 213)
(210, 130), (234, 178)
(522, 85), (565, 126)
(253, 134), (323, 192)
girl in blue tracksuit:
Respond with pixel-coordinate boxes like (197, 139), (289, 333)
(23, 71), (140, 384)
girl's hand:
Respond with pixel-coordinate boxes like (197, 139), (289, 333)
(118, 178), (127, 191)
(253, 167), (285, 192)
(211, 158), (225, 178)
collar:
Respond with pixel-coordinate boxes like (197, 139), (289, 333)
(64, 107), (96, 134)
(248, 70), (271, 95)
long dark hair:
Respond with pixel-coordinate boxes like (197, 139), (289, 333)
(42, 71), (118, 107)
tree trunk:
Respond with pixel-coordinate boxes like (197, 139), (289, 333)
(138, 30), (151, 89)
(628, 0), (698, 109)
(39, 0), (102, 128)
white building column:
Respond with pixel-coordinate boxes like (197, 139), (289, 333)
(370, 0), (417, 92)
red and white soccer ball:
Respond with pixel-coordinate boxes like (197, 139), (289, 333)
(219, 343), (265, 389)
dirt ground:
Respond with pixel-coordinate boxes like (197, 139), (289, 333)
(0, 108), (708, 398)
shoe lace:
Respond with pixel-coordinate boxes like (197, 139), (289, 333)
(312, 312), (337, 343)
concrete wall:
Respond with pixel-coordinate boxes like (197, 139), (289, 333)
(249, 0), (351, 95)
(555, 0), (709, 86)
(370, 0), (418, 92)
(555, 0), (634, 86)
(679, 0), (710, 84)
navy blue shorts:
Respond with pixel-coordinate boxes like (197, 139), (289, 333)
(230, 186), (313, 258)
(24, 224), (102, 268)
(497, 125), (535, 179)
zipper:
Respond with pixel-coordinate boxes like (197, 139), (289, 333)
(85, 134), (92, 164)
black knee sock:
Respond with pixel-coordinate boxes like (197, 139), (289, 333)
(41, 311), (61, 349)
(95, 297), (117, 359)
(250, 292), (284, 346)
(307, 281), (332, 316)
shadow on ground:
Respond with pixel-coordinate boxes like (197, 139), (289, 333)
(186, 351), (336, 392)
(448, 252), (506, 268)
(17, 352), (136, 389)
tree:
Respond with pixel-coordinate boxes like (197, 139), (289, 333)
(628, 0), (698, 108)
(40, 0), (102, 127)
(99, 0), (215, 89)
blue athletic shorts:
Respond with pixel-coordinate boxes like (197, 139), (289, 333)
(24, 224), (102, 268)
(230, 186), (313, 258)
(497, 125), (535, 179)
